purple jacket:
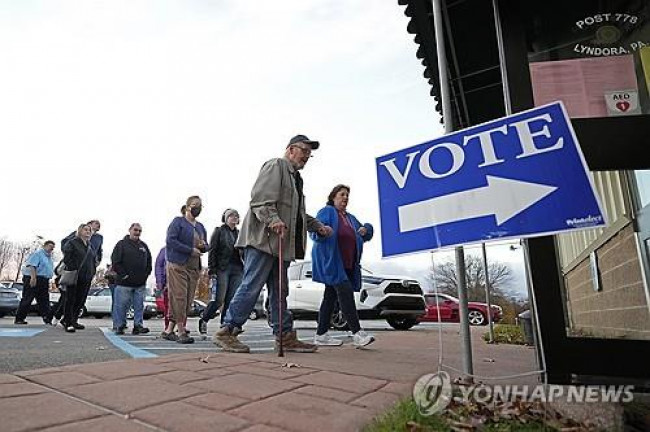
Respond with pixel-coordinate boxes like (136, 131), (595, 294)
(155, 247), (167, 288)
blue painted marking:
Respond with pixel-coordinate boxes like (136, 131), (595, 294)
(0, 328), (45, 337)
(100, 327), (157, 358)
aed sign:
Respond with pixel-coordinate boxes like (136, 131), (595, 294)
(375, 102), (607, 257)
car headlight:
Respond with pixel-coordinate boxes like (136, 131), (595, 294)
(362, 276), (384, 285)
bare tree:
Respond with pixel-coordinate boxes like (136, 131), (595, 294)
(12, 239), (41, 281)
(0, 238), (15, 279)
(427, 254), (513, 301)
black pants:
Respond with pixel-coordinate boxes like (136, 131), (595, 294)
(316, 269), (361, 335)
(62, 280), (91, 325)
(15, 276), (51, 323)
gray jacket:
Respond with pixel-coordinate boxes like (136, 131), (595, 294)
(236, 157), (323, 261)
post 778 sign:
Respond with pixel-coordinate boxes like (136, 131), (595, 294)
(375, 102), (607, 257)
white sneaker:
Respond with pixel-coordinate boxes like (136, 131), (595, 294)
(352, 330), (375, 348)
(52, 318), (60, 327)
(314, 332), (343, 346)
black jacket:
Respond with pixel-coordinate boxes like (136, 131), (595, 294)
(62, 237), (97, 285)
(110, 236), (152, 287)
(208, 224), (242, 275)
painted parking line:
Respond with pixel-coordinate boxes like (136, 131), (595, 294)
(0, 328), (45, 337)
(100, 327), (157, 358)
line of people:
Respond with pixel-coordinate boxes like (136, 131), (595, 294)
(14, 134), (377, 353)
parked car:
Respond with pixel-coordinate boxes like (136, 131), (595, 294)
(418, 293), (503, 326)
(0, 282), (20, 317)
(1, 280), (46, 315)
(265, 261), (426, 330)
(188, 299), (207, 317)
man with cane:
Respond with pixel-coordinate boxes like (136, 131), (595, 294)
(213, 134), (333, 354)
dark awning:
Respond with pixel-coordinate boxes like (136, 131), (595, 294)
(398, 0), (505, 129)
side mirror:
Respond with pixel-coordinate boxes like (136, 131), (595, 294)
(304, 271), (312, 279)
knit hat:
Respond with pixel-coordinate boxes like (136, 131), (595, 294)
(222, 208), (239, 223)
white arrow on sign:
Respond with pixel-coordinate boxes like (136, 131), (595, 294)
(398, 175), (558, 232)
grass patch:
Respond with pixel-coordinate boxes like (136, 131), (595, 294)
(364, 398), (554, 431)
(484, 324), (527, 345)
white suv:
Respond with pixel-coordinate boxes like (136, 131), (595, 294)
(267, 261), (426, 330)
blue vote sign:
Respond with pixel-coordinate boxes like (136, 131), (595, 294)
(376, 102), (607, 257)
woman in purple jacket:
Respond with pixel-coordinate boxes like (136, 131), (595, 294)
(161, 196), (209, 344)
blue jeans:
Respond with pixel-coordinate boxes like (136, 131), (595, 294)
(222, 247), (292, 335)
(113, 285), (145, 329)
(203, 265), (244, 324)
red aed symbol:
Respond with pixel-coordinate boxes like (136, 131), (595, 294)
(616, 101), (630, 112)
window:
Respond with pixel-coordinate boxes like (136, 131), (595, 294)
(525, 2), (650, 119)
(288, 264), (302, 281)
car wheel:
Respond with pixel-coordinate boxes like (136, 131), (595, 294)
(126, 308), (134, 320)
(329, 308), (349, 331)
(0, 312), (5, 318)
(143, 314), (152, 320)
(95, 314), (104, 319)
(79, 307), (87, 318)
(468, 310), (486, 326)
(249, 310), (259, 320)
(386, 316), (418, 330)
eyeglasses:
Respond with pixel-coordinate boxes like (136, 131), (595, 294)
(291, 145), (313, 157)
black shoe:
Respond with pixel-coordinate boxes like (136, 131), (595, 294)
(132, 325), (150, 335)
(198, 319), (207, 335)
(65, 325), (76, 333)
(14, 320), (28, 325)
(72, 322), (85, 330)
(114, 327), (125, 335)
(177, 333), (194, 344)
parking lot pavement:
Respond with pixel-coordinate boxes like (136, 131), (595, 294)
(1, 313), (467, 372)
(98, 317), (462, 358)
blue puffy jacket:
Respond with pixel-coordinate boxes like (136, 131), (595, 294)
(310, 205), (373, 291)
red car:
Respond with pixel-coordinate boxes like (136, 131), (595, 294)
(419, 293), (502, 326)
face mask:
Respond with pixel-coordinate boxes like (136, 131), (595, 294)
(190, 207), (202, 217)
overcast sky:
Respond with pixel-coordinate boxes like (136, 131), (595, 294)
(0, 1), (526, 295)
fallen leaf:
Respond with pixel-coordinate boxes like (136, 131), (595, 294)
(281, 362), (301, 368)
(406, 420), (424, 431)
(96, 346), (107, 350)
(482, 358), (495, 363)
(199, 355), (210, 363)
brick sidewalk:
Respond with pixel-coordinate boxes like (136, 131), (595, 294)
(0, 328), (537, 432)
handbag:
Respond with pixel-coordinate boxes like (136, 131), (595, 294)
(59, 268), (79, 286)
(59, 241), (92, 286)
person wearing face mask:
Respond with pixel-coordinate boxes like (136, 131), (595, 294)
(213, 135), (333, 354)
(199, 208), (244, 337)
(14, 241), (56, 325)
(161, 196), (209, 344)
(61, 224), (97, 333)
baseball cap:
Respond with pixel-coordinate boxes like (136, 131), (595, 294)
(287, 134), (320, 150)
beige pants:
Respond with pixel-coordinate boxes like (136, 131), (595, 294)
(166, 262), (200, 325)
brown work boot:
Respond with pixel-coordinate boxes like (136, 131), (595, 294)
(276, 330), (318, 353)
(212, 326), (250, 353)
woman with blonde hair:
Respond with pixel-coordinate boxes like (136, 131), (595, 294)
(61, 223), (96, 333)
(161, 196), (209, 344)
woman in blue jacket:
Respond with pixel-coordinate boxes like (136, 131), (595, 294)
(311, 184), (375, 347)
(161, 195), (209, 344)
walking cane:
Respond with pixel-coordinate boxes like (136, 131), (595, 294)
(277, 231), (284, 357)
